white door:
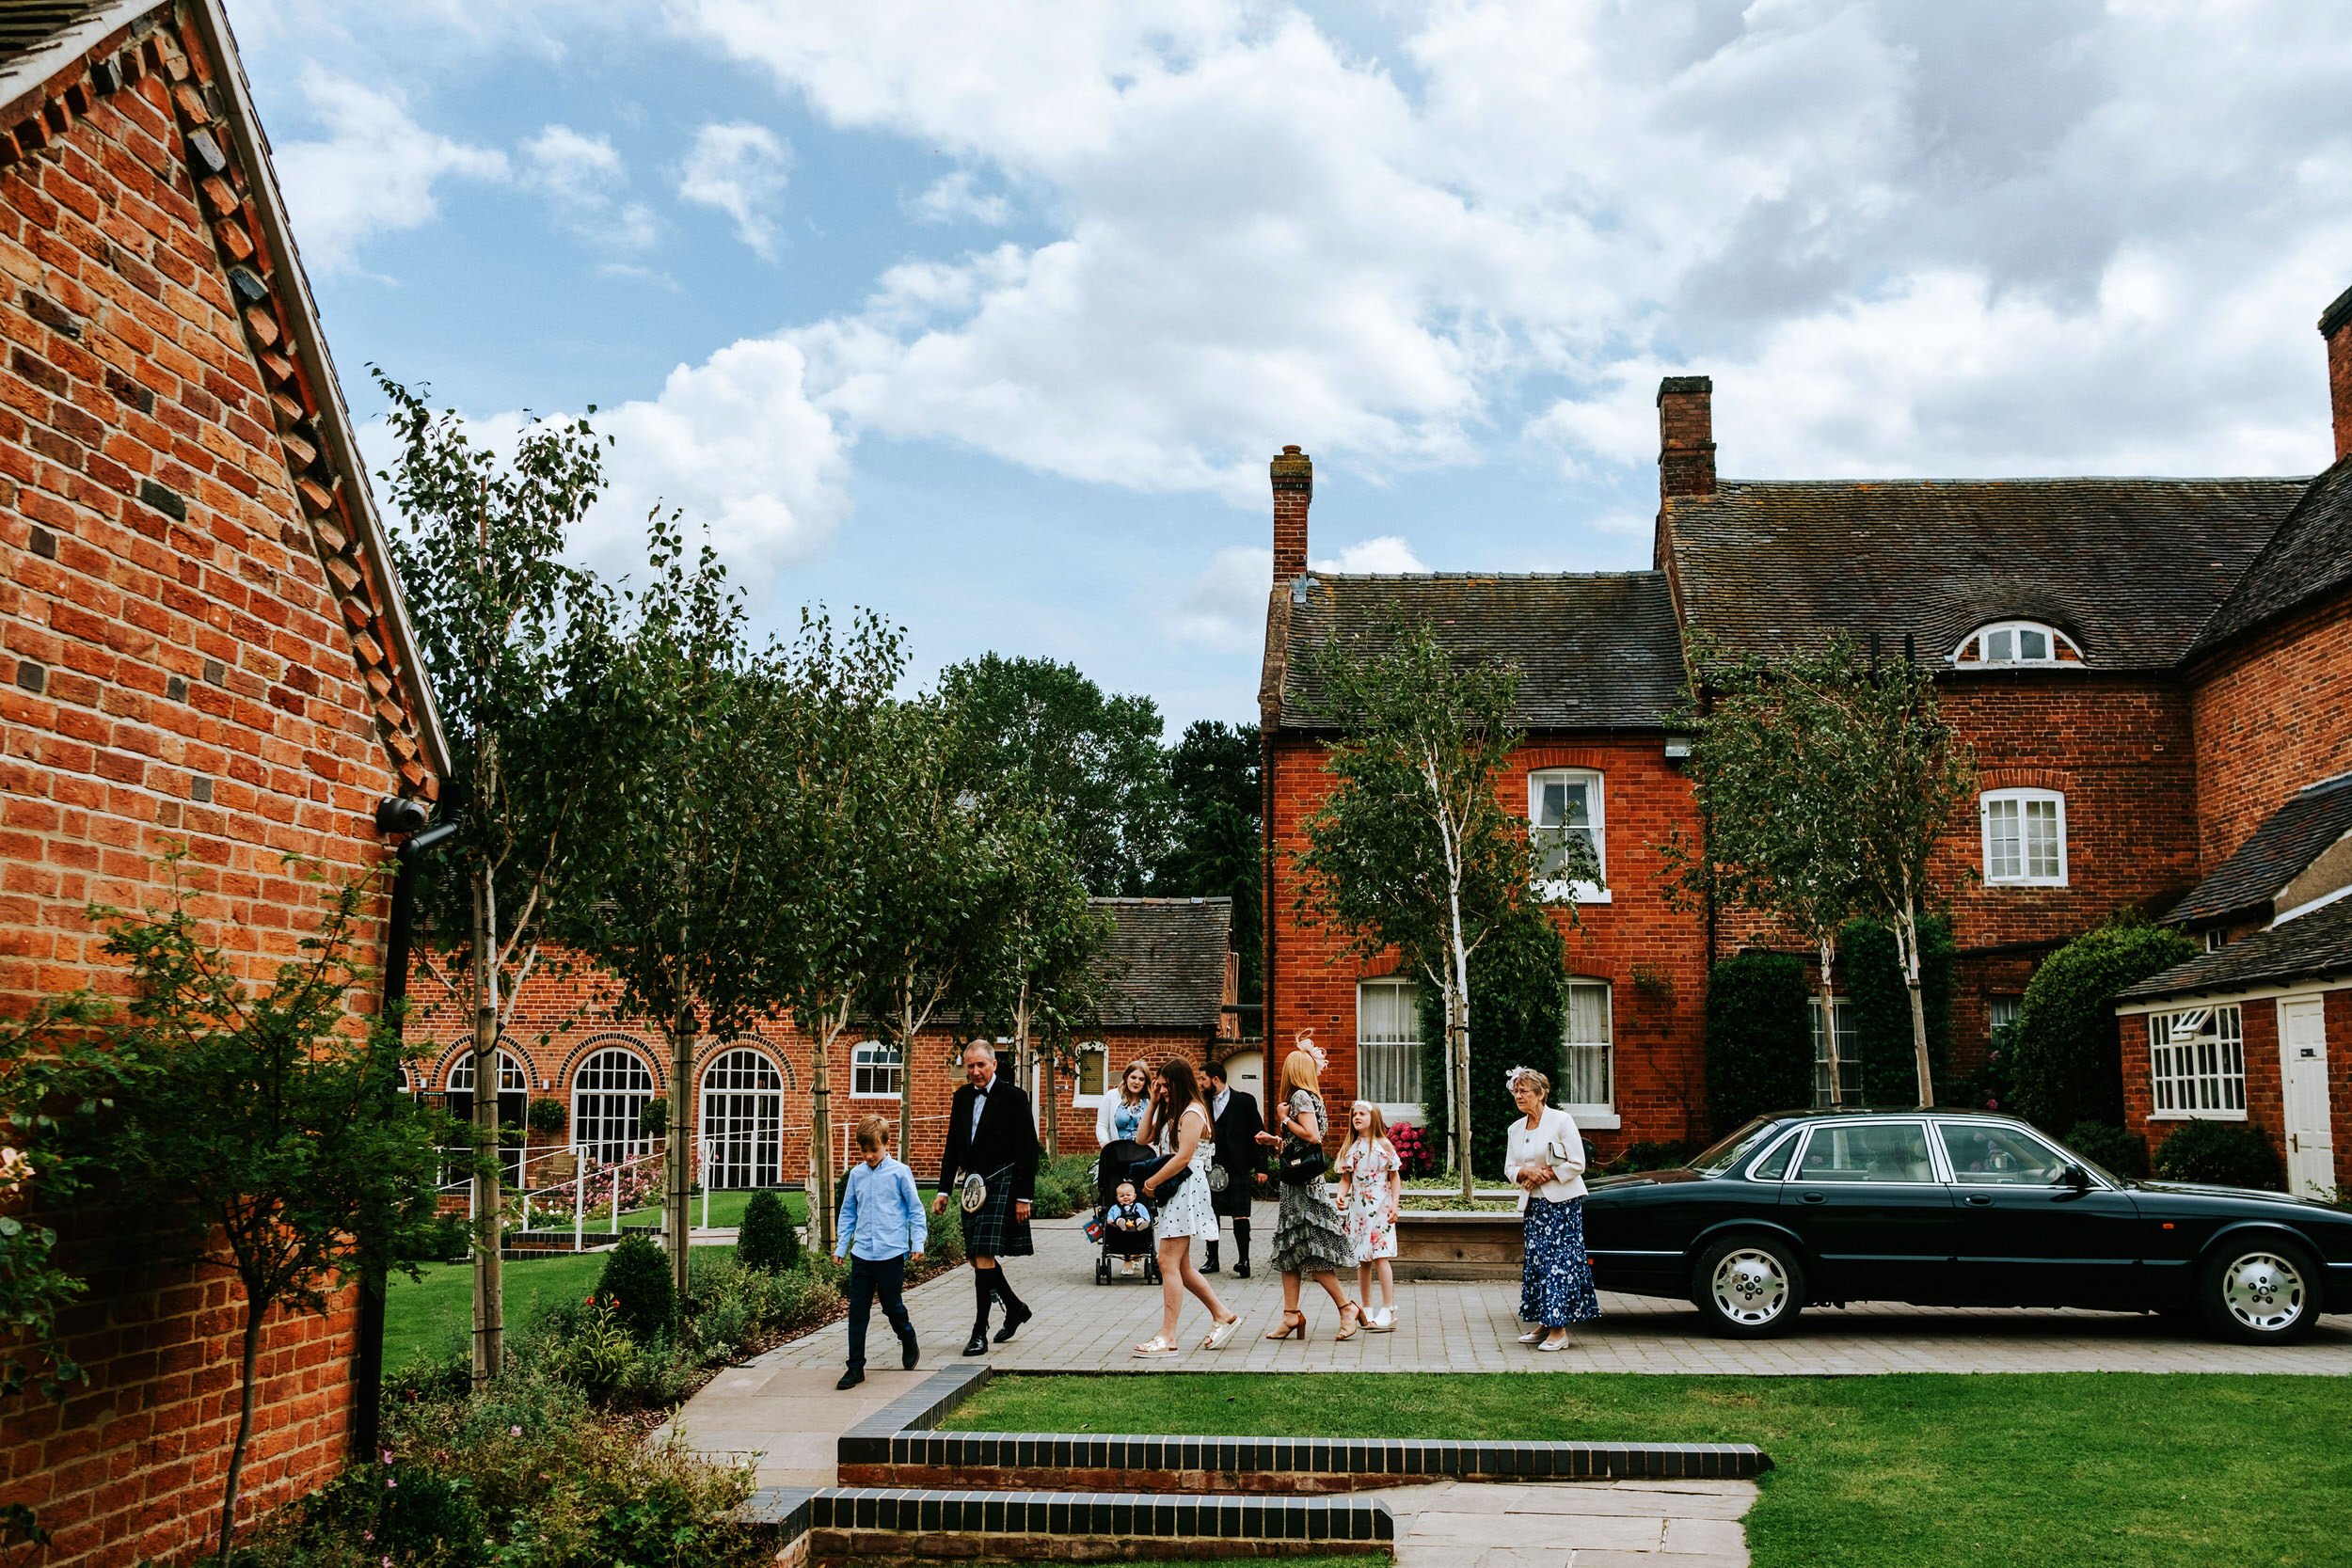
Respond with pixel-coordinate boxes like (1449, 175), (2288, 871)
(1225, 1050), (1265, 1118)
(2278, 996), (2335, 1198)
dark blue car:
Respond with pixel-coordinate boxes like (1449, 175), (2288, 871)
(1581, 1109), (2352, 1342)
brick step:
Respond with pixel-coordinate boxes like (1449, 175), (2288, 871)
(736, 1485), (1392, 1567)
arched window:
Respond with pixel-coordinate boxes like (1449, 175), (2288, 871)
(701, 1048), (784, 1189)
(1072, 1043), (1109, 1105)
(1951, 622), (2082, 668)
(571, 1047), (657, 1163)
(395, 1064), (412, 1093)
(446, 1049), (529, 1181)
(850, 1039), (902, 1099)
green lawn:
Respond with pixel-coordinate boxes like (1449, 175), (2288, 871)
(949, 1373), (2352, 1568)
(385, 1249), (736, 1373)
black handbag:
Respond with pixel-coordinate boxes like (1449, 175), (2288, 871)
(1278, 1140), (1327, 1186)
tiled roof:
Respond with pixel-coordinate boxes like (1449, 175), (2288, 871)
(1663, 478), (2305, 671)
(2168, 774), (2352, 926)
(1277, 572), (1687, 731)
(1088, 897), (1232, 1031)
(2191, 459), (2352, 656)
(2118, 896), (2352, 1003)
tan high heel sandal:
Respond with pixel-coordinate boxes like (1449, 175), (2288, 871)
(1263, 1309), (1308, 1340)
(1335, 1301), (1363, 1341)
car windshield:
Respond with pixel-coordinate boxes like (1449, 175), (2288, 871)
(1689, 1117), (1785, 1178)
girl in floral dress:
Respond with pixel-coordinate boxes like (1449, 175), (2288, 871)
(1337, 1101), (1402, 1332)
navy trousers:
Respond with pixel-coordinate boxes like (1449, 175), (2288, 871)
(846, 1254), (914, 1370)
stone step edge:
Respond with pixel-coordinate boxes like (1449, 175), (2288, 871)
(734, 1485), (1392, 1551)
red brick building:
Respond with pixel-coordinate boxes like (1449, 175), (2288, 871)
(400, 896), (1239, 1189)
(1262, 282), (2352, 1190)
(0, 4), (445, 1563)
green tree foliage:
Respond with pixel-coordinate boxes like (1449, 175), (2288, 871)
(2010, 919), (2197, 1131)
(374, 371), (610, 1384)
(1704, 951), (1813, 1133)
(734, 1190), (799, 1275)
(974, 805), (1111, 1150)
(102, 861), (445, 1563)
(2151, 1119), (2283, 1191)
(938, 654), (1171, 895)
(1151, 720), (1263, 1006)
(1840, 915), (1954, 1107)
(1414, 906), (1568, 1178)
(2062, 1120), (2150, 1180)
(1294, 619), (1591, 1198)
(594, 1235), (675, 1342)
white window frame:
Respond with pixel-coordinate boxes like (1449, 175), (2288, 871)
(1528, 767), (1608, 904)
(1561, 978), (1617, 1129)
(850, 1038), (903, 1100)
(1071, 1042), (1110, 1107)
(1808, 996), (1861, 1107)
(1356, 977), (1423, 1113)
(1980, 788), (2068, 887)
(1951, 621), (2082, 668)
(2148, 1005), (2247, 1119)
(1987, 995), (2022, 1046)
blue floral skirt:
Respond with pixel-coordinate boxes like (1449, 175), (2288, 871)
(1520, 1196), (1601, 1329)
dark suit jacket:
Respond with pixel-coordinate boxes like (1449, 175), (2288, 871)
(939, 1075), (1039, 1201)
(1208, 1085), (1263, 1215)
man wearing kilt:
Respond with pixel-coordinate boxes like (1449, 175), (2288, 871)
(934, 1039), (1040, 1355)
(1201, 1055), (1263, 1277)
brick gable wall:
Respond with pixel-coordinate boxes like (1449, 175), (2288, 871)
(0, 11), (432, 1566)
(2190, 594), (2352, 871)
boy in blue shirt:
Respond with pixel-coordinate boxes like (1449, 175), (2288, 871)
(834, 1115), (926, 1389)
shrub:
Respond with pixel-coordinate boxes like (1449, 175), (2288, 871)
(396, 1211), (470, 1264)
(1029, 1151), (1095, 1219)
(1608, 1140), (1697, 1173)
(2062, 1119), (2150, 1180)
(736, 1190), (800, 1274)
(1950, 1043), (2016, 1116)
(2010, 919), (2197, 1132)
(927, 1193), (965, 1267)
(596, 1234), (675, 1341)
(1389, 1121), (1438, 1179)
(527, 1096), (568, 1135)
(1705, 951), (1812, 1133)
(1417, 906), (1570, 1177)
(1840, 914), (1954, 1106)
(639, 1098), (669, 1138)
(2152, 1119), (2283, 1191)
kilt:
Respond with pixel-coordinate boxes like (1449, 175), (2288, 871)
(960, 1165), (1034, 1258)
(1211, 1158), (1254, 1218)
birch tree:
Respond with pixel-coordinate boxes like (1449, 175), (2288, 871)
(373, 372), (606, 1385)
(1292, 622), (1593, 1200)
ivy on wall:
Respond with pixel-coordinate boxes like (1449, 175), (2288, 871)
(1417, 907), (1569, 1178)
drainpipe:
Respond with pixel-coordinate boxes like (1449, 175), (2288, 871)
(354, 800), (456, 1462)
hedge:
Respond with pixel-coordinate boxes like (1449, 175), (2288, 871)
(1704, 950), (1812, 1133)
(2010, 919), (2198, 1132)
(1839, 914), (1954, 1107)
(1418, 906), (1569, 1178)
(2152, 1119), (2283, 1191)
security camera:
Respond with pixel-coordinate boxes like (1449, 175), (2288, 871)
(373, 797), (432, 836)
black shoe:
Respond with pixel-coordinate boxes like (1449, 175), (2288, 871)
(1232, 1263), (1250, 1279)
(901, 1334), (920, 1370)
(1203, 1259), (1221, 1275)
(837, 1369), (864, 1390)
(992, 1302), (1033, 1343)
(962, 1330), (990, 1356)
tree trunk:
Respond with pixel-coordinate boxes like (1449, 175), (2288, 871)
(1900, 895), (1934, 1107)
(1450, 981), (1473, 1203)
(668, 996), (693, 1296)
(469, 873), (503, 1388)
(812, 1023), (835, 1253)
(215, 1292), (263, 1564)
(896, 994), (915, 1167)
(1816, 934), (1842, 1109)
(1041, 1053), (1058, 1152)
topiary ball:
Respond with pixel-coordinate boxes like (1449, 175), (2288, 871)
(737, 1189), (800, 1275)
(2151, 1119), (2283, 1191)
(596, 1233), (675, 1341)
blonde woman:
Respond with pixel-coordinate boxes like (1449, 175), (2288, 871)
(1095, 1059), (1152, 1148)
(1254, 1037), (1361, 1339)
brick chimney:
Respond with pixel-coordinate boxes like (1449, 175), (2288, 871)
(1657, 375), (1716, 502)
(2324, 285), (2352, 465)
(1271, 444), (1312, 582)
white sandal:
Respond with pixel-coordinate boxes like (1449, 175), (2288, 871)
(1132, 1336), (1179, 1358)
(1368, 1308), (1396, 1334)
(1200, 1316), (1241, 1351)
(1517, 1329), (1544, 1344)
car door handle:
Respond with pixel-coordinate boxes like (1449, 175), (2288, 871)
(1800, 1193), (1826, 1204)
(1963, 1195), (1994, 1206)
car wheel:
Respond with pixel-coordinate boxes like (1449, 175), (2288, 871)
(1692, 1236), (1805, 1338)
(2199, 1240), (2320, 1344)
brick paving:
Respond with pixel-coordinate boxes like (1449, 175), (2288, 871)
(743, 1212), (2352, 1376)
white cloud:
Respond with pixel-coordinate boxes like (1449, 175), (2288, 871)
(678, 122), (792, 260)
(1163, 533), (1426, 649)
(274, 68), (507, 272)
(1312, 536), (1425, 575)
(522, 124), (659, 251)
(909, 170), (1010, 226)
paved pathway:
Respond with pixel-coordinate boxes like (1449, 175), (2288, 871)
(740, 1212), (2352, 1376)
(1388, 1479), (1756, 1568)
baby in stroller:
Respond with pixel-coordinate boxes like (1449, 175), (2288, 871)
(1092, 1138), (1161, 1284)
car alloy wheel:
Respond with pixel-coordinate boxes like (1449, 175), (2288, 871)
(1709, 1246), (1791, 1327)
(2217, 1249), (2307, 1335)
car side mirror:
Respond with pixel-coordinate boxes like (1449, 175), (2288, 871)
(2058, 1164), (2090, 1191)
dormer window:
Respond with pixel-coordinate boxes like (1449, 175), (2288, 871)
(1952, 622), (2082, 667)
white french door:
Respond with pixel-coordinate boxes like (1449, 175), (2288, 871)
(2277, 996), (2335, 1198)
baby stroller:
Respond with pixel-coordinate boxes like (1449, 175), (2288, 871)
(1092, 1137), (1161, 1286)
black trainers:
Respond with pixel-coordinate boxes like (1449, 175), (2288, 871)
(836, 1369), (864, 1390)
(993, 1302), (1034, 1343)
(900, 1333), (920, 1370)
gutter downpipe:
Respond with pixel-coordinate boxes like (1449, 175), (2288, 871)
(354, 806), (457, 1461)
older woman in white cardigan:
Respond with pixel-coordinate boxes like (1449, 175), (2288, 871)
(1504, 1067), (1599, 1352)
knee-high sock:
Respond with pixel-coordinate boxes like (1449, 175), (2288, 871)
(1232, 1217), (1250, 1267)
(990, 1268), (1026, 1316)
(971, 1265), (995, 1326)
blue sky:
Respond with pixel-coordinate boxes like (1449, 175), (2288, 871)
(225, 1), (2352, 731)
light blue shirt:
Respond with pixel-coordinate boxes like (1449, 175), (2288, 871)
(834, 1155), (928, 1262)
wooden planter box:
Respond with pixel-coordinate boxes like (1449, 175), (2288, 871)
(1393, 1209), (1523, 1281)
